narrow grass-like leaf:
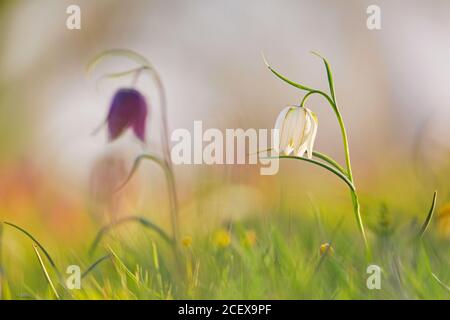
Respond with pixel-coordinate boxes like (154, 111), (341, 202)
(311, 51), (336, 102)
(263, 155), (355, 192)
(89, 216), (173, 256)
(3, 221), (60, 275)
(312, 151), (347, 176)
(81, 254), (112, 279)
(108, 247), (141, 288)
(151, 241), (164, 296)
(32, 244), (60, 300)
(114, 153), (167, 193)
(261, 52), (315, 92)
(431, 272), (450, 292)
(253, 149), (346, 176)
(418, 191), (437, 239)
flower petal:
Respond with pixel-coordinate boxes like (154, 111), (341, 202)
(292, 108), (308, 156)
(282, 107), (301, 155)
(106, 88), (148, 142)
(305, 108), (318, 159)
(274, 106), (294, 154)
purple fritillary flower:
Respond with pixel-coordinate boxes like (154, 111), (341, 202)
(106, 88), (148, 143)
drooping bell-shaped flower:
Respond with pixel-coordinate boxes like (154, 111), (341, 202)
(274, 105), (318, 159)
(106, 88), (148, 143)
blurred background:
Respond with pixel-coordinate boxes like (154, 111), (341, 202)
(0, 0), (449, 246)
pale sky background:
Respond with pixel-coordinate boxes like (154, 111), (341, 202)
(1, 0), (449, 191)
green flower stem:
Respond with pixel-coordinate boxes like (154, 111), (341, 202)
(258, 149), (345, 175)
(113, 153), (185, 274)
(270, 156), (372, 256)
(300, 89), (368, 249)
(114, 154), (180, 249)
(278, 154), (368, 256)
(318, 91), (369, 252)
(333, 112), (370, 252)
(141, 67), (181, 248)
(88, 49), (181, 250)
(265, 57), (369, 252)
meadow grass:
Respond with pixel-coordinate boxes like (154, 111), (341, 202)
(1, 194), (449, 300)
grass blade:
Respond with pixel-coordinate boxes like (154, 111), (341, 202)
(114, 153), (167, 193)
(3, 221), (60, 276)
(431, 272), (450, 292)
(32, 244), (60, 300)
(89, 216), (173, 256)
(81, 254), (112, 279)
(418, 191), (437, 239)
(108, 247), (141, 287)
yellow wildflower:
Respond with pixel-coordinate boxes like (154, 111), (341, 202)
(319, 243), (334, 256)
(182, 236), (193, 248)
(214, 229), (231, 248)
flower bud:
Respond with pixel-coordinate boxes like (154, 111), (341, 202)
(106, 88), (148, 143)
(274, 106), (318, 159)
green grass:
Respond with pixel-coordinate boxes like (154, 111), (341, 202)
(1, 200), (449, 300)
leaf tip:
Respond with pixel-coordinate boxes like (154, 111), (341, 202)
(261, 51), (271, 69)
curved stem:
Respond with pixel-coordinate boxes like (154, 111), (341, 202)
(301, 93), (350, 179)
(299, 89), (368, 249)
(273, 155), (371, 252)
(114, 154), (179, 248)
(95, 66), (150, 89)
(350, 191), (368, 251)
(114, 154), (166, 192)
(329, 100), (369, 252)
(327, 93), (368, 250)
(299, 90), (317, 108)
(141, 67), (180, 248)
(87, 49), (181, 248)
